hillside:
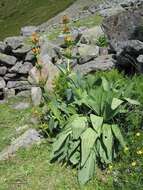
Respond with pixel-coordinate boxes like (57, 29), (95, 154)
(0, 0), (75, 40)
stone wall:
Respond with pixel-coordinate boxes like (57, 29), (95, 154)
(0, 35), (35, 99)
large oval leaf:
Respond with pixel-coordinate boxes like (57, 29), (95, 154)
(71, 116), (88, 140)
(51, 128), (71, 160)
(111, 98), (124, 110)
(102, 124), (113, 162)
(124, 98), (140, 106)
(78, 149), (96, 185)
(112, 124), (126, 148)
(90, 114), (103, 135)
(81, 128), (98, 167)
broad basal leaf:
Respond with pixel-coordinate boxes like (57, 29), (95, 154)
(90, 114), (103, 135)
(81, 128), (98, 167)
(78, 149), (96, 185)
(124, 98), (140, 106)
(111, 98), (124, 110)
(71, 116), (88, 140)
(68, 140), (80, 159)
(70, 150), (80, 165)
(111, 124), (126, 148)
(51, 128), (71, 160)
(102, 124), (113, 162)
(96, 139), (110, 164)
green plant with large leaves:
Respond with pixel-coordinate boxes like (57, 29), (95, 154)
(44, 72), (140, 185)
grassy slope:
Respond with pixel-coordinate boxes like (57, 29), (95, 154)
(0, 99), (112, 190)
(0, 0), (75, 40)
(0, 98), (33, 151)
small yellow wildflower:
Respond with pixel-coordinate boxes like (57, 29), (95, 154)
(124, 146), (129, 152)
(136, 132), (140, 137)
(137, 150), (143, 155)
(131, 161), (136, 167)
(109, 165), (113, 170)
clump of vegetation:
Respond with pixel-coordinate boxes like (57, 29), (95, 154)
(41, 70), (142, 185)
(96, 35), (108, 47)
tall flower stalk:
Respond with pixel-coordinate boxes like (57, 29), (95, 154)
(31, 32), (45, 88)
(62, 15), (74, 73)
(31, 32), (43, 74)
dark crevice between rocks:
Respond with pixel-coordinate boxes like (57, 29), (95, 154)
(0, 92), (4, 100)
(131, 26), (143, 42)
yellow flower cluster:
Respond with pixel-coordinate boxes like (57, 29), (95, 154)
(64, 35), (73, 44)
(31, 32), (39, 44)
(137, 150), (143, 155)
(32, 47), (40, 55)
(62, 15), (70, 24)
(31, 32), (40, 57)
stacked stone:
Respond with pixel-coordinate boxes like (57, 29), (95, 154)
(0, 36), (35, 99)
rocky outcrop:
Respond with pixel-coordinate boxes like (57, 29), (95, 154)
(102, 5), (143, 51)
(102, 3), (143, 73)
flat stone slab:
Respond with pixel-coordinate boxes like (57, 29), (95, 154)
(73, 55), (115, 75)
(12, 102), (30, 110)
(0, 129), (42, 161)
(0, 53), (17, 66)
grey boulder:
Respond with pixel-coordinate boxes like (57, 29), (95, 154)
(0, 77), (6, 89)
(0, 129), (42, 160)
(18, 62), (33, 74)
(4, 36), (25, 50)
(12, 45), (31, 57)
(31, 87), (42, 106)
(0, 53), (17, 66)
(0, 66), (7, 76)
(137, 55), (143, 63)
(12, 102), (30, 110)
(4, 73), (17, 81)
(78, 44), (99, 64)
(25, 50), (35, 62)
(102, 5), (143, 51)
(9, 61), (23, 73)
(7, 81), (31, 90)
(21, 26), (39, 36)
(80, 26), (104, 45)
(73, 55), (114, 75)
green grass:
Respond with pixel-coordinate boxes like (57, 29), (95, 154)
(0, 143), (113, 190)
(47, 14), (103, 40)
(0, 98), (113, 190)
(0, 98), (33, 151)
(0, 0), (75, 40)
